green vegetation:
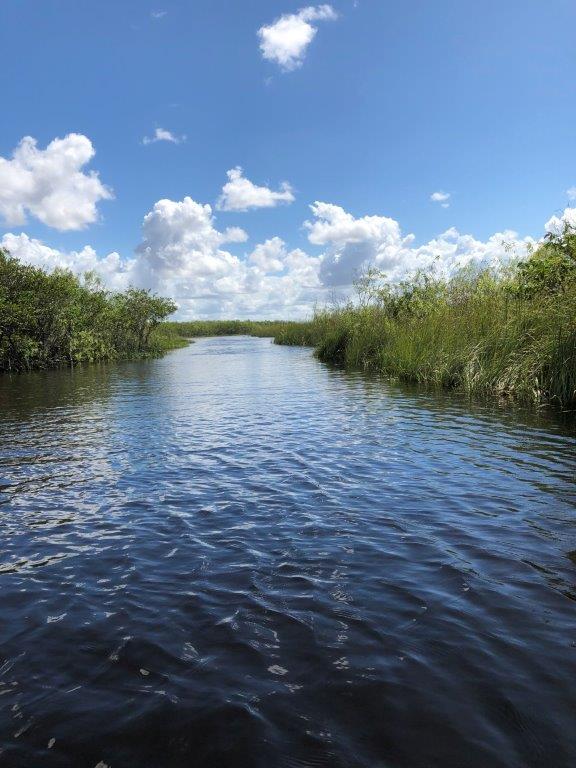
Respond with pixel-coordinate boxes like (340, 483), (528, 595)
(162, 319), (317, 345)
(162, 319), (267, 337)
(0, 248), (179, 372)
(255, 321), (318, 346)
(269, 222), (576, 408)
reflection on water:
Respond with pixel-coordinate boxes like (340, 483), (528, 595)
(1, 337), (575, 768)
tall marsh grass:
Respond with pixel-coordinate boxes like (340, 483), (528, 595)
(305, 224), (576, 407)
(161, 319), (319, 346)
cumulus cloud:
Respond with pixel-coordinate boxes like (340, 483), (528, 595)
(431, 191), (451, 208)
(306, 202), (413, 286)
(249, 237), (287, 272)
(216, 167), (295, 212)
(567, 187), (576, 201)
(544, 207), (576, 236)
(142, 128), (185, 145)
(132, 197), (321, 317)
(306, 201), (534, 287)
(258, 5), (338, 71)
(1, 194), (323, 319)
(133, 197), (247, 288)
(0, 134), (112, 231)
(247, 236), (315, 277)
(1, 232), (133, 291)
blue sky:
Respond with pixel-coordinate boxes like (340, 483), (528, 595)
(1, 0), (575, 317)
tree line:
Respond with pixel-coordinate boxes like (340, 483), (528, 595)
(0, 248), (177, 372)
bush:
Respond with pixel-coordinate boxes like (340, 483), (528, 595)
(0, 249), (177, 372)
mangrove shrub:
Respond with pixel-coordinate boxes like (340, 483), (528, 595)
(0, 248), (177, 372)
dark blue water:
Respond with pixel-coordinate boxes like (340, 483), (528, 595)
(1, 336), (575, 768)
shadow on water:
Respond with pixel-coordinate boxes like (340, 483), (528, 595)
(0, 337), (575, 768)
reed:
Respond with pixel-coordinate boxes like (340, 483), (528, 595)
(297, 224), (576, 408)
(161, 319), (320, 345)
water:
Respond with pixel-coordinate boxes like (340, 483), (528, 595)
(1, 336), (575, 768)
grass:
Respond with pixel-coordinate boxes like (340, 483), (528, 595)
(307, 285), (576, 408)
(159, 319), (319, 346)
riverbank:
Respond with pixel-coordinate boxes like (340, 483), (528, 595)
(301, 224), (576, 408)
(160, 319), (316, 345)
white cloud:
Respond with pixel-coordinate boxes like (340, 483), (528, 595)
(306, 201), (534, 287)
(0, 232), (133, 292)
(151, 10), (167, 19)
(132, 197), (321, 317)
(567, 187), (576, 201)
(431, 191), (451, 208)
(247, 236), (315, 279)
(399, 228), (533, 280)
(142, 128), (185, 145)
(133, 197), (248, 288)
(249, 237), (287, 272)
(544, 207), (576, 236)
(216, 167), (295, 212)
(0, 134), (112, 231)
(258, 5), (338, 72)
(306, 202), (412, 286)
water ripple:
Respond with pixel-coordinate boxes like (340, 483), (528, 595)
(0, 337), (575, 767)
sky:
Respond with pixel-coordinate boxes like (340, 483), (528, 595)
(1, 0), (575, 318)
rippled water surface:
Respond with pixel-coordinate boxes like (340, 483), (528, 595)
(1, 337), (575, 768)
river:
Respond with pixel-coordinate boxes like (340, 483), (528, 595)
(1, 336), (575, 767)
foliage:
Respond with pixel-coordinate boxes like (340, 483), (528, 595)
(269, 224), (576, 408)
(162, 320), (256, 337)
(161, 319), (320, 346)
(515, 222), (576, 298)
(0, 249), (177, 372)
